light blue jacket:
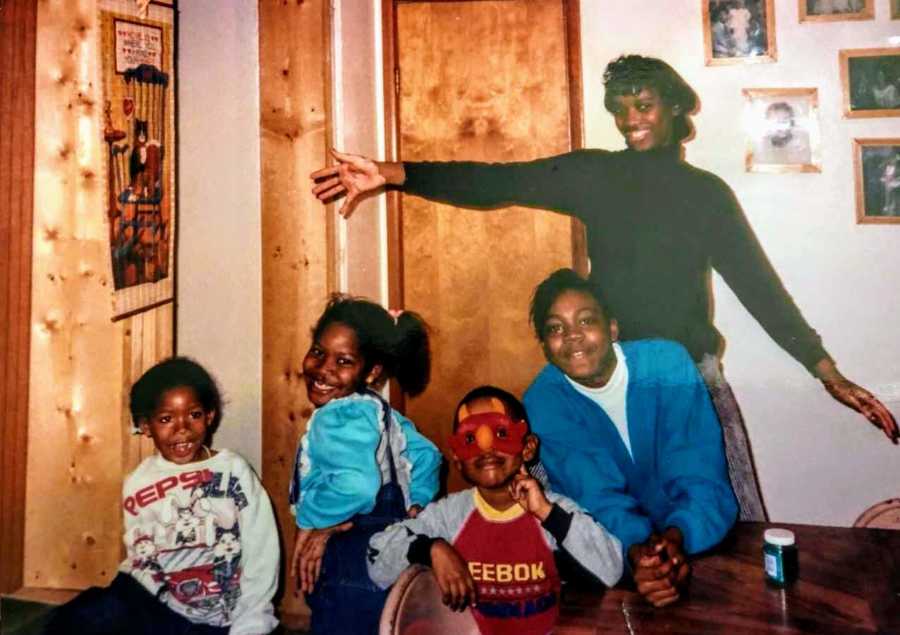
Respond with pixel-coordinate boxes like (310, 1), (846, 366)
(291, 392), (441, 529)
(523, 339), (737, 558)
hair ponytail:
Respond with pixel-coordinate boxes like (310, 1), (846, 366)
(311, 294), (432, 397)
(390, 311), (430, 397)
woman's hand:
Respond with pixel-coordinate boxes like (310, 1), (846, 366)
(816, 360), (899, 443)
(290, 521), (353, 594)
(310, 150), (404, 218)
(430, 539), (477, 611)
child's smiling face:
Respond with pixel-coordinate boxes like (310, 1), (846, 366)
(302, 322), (381, 408)
(457, 448), (524, 492)
(140, 386), (214, 464)
(452, 397), (537, 492)
(540, 290), (618, 388)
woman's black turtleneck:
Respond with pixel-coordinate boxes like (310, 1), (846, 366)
(402, 148), (829, 373)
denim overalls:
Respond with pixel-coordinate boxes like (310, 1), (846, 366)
(295, 395), (407, 634)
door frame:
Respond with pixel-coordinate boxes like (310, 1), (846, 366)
(0, 0), (37, 594)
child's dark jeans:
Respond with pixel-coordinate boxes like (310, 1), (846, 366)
(305, 479), (406, 635)
(43, 572), (228, 635)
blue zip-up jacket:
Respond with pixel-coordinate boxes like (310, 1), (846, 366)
(290, 392), (442, 529)
(523, 339), (737, 559)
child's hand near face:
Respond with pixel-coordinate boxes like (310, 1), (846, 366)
(430, 539), (477, 611)
(508, 466), (553, 521)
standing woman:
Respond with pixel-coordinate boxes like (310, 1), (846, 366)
(310, 54), (898, 521)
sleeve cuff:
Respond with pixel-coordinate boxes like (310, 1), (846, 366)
(621, 526), (655, 575)
(804, 350), (832, 375)
(401, 161), (420, 192)
(407, 535), (437, 567)
(663, 512), (694, 553)
(541, 503), (573, 543)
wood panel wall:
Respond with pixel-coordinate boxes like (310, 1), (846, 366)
(259, 1), (332, 626)
(0, 0), (37, 595)
(21, 0), (172, 592)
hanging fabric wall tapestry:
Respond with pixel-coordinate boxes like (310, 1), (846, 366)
(100, 1), (175, 319)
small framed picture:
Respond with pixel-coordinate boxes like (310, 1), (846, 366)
(853, 139), (900, 224)
(799, 0), (873, 22)
(743, 88), (821, 173)
(702, 0), (777, 66)
(840, 48), (900, 118)
(892, 0), (900, 19)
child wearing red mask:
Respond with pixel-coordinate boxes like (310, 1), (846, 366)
(367, 386), (622, 635)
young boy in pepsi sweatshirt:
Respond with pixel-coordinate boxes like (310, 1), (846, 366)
(367, 386), (622, 635)
(45, 358), (279, 635)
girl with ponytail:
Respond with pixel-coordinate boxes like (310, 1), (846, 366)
(289, 294), (441, 634)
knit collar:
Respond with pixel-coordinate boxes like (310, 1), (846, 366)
(473, 488), (526, 522)
(623, 143), (682, 162)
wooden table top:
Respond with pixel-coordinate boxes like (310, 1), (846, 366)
(557, 521), (900, 634)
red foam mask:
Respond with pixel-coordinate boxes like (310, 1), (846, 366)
(449, 411), (528, 460)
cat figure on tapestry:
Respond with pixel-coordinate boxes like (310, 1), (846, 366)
(129, 119), (163, 202)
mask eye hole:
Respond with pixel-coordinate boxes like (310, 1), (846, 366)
(496, 427), (508, 439)
(464, 433), (475, 444)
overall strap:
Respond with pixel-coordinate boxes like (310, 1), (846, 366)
(370, 390), (399, 485)
(288, 432), (303, 505)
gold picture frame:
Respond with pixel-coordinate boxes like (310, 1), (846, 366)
(840, 48), (900, 119)
(702, 0), (777, 66)
(853, 138), (900, 224)
(743, 88), (822, 173)
(799, 0), (874, 23)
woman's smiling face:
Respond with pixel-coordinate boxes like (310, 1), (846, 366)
(609, 86), (677, 152)
(540, 290), (618, 388)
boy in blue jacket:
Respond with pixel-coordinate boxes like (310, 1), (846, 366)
(523, 269), (738, 607)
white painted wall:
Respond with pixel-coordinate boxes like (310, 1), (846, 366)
(581, 0), (900, 525)
(177, 1), (263, 470)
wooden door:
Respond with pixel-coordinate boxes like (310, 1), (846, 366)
(386, 0), (584, 491)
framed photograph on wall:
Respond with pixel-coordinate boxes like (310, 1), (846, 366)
(853, 139), (900, 224)
(840, 48), (900, 118)
(743, 88), (821, 173)
(892, 0), (900, 19)
(702, 0), (777, 65)
(799, 0), (873, 22)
